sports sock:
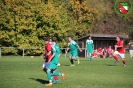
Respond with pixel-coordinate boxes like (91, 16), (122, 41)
(54, 76), (58, 80)
(70, 59), (74, 64)
(46, 69), (52, 81)
(53, 72), (62, 76)
(88, 56), (90, 60)
(113, 56), (118, 61)
(122, 59), (126, 64)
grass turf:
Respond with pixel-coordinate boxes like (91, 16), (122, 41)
(0, 54), (133, 88)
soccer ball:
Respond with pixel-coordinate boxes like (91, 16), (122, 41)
(57, 63), (61, 66)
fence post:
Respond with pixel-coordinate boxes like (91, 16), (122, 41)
(23, 48), (24, 58)
(85, 48), (86, 58)
(0, 47), (1, 58)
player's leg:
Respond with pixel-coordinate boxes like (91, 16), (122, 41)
(69, 52), (74, 65)
(45, 68), (53, 86)
(119, 54), (126, 66)
(113, 51), (119, 63)
(71, 51), (78, 65)
(52, 71), (66, 81)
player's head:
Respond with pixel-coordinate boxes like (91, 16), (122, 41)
(44, 36), (49, 43)
(49, 38), (52, 42)
(88, 36), (91, 40)
(68, 36), (72, 42)
(116, 36), (121, 41)
(52, 36), (57, 42)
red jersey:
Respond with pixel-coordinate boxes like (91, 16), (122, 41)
(97, 48), (102, 53)
(45, 42), (52, 62)
(107, 48), (112, 53)
(116, 40), (124, 54)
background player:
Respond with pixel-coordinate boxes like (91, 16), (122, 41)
(113, 36), (126, 66)
(86, 36), (94, 61)
(66, 36), (82, 66)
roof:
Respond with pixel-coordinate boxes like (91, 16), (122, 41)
(78, 34), (129, 40)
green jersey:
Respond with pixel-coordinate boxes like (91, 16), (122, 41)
(86, 39), (93, 50)
(68, 40), (78, 52)
(51, 43), (59, 64)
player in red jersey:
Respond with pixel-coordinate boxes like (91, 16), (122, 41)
(107, 46), (113, 58)
(97, 47), (104, 58)
(113, 36), (126, 66)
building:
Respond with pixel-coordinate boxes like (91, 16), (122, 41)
(78, 34), (128, 57)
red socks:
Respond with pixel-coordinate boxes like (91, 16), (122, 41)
(113, 56), (118, 61)
(54, 76), (58, 80)
(122, 59), (126, 65)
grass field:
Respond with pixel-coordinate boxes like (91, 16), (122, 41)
(0, 54), (133, 88)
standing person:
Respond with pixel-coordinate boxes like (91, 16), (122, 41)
(129, 41), (133, 58)
(45, 36), (66, 86)
(66, 36), (82, 66)
(113, 36), (126, 66)
(86, 36), (94, 60)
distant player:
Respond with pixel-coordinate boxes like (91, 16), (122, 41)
(97, 47), (104, 58)
(128, 41), (133, 58)
(107, 46), (113, 58)
(86, 36), (94, 60)
(113, 36), (126, 66)
(45, 36), (66, 86)
(66, 36), (82, 66)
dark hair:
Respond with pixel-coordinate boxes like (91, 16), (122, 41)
(44, 36), (49, 41)
(52, 36), (57, 42)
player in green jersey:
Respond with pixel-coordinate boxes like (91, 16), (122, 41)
(86, 36), (94, 61)
(45, 37), (66, 86)
(66, 36), (82, 66)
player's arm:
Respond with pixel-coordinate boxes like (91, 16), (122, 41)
(47, 53), (55, 63)
(77, 45), (82, 52)
(65, 47), (69, 54)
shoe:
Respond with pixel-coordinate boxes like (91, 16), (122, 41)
(114, 60), (119, 64)
(123, 64), (126, 67)
(45, 83), (52, 86)
(78, 59), (80, 64)
(70, 64), (75, 66)
(53, 80), (59, 84)
(62, 73), (66, 81)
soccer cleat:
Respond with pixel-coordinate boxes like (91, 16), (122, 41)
(45, 83), (52, 86)
(78, 59), (80, 64)
(62, 73), (66, 81)
(123, 64), (126, 67)
(70, 64), (75, 66)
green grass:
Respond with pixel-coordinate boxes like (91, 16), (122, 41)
(0, 54), (133, 88)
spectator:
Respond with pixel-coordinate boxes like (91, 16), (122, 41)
(129, 41), (133, 58)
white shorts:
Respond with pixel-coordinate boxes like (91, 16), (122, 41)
(114, 51), (125, 58)
(42, 62), (49, 68)
(129, 50), (133, 55)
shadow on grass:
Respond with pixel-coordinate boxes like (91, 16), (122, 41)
(104, 64), (117, 66)
(29, 78), (49, 84)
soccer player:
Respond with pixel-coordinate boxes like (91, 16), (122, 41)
(113, 36), (126, 66)
(42, 36), (53, 72)
(45, 36), (66, 86)
(66, 36), (82, 66)
(97, 47), (104, 58)
(128, 41), (133, 58)
(86, 36), (94, 60)
(107, 46), (113, 58)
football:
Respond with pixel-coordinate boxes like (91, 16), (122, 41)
(57, 63), (61, 66)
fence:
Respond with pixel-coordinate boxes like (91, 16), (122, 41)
(0, 47), (87, 58)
